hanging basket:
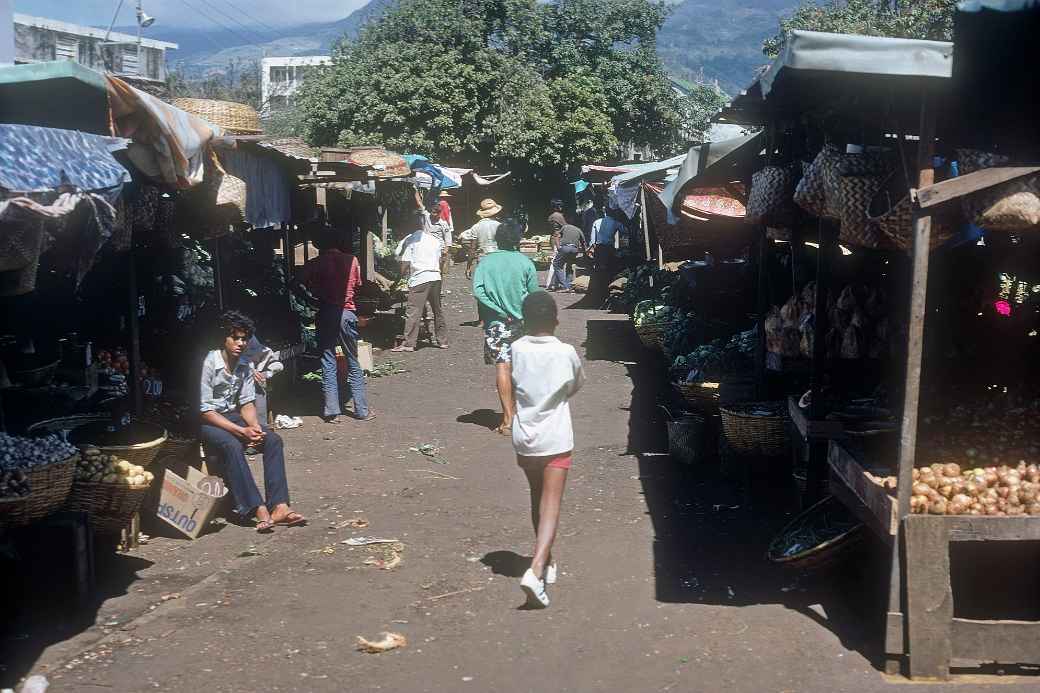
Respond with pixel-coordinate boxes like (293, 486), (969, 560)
(170, 98), (262, 135)
(868, 170), (956, 253)
(720, 401), (789, 457)
(964, 176), (1040, 232)
(838, 175), (883, 248)
(65, 480), (152, 534)
(746, 164), (798, 226)
(0, 456), (76, 528)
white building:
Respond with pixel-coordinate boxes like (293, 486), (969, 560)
(13, 13), (177, 82)
(261, 55), (330, 114)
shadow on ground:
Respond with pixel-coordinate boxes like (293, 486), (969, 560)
(480, 550), (530, 578)
(598, 315), (890, 671)
(457, 409), (501, 430)
(0, 526), (155, 687)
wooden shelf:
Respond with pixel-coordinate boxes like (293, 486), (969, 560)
(828, 440), (897, 542)
(788, 395), (845, 441)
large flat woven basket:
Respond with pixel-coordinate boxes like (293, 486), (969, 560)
(720, 401), (789, 457)
(0, 456), (76, 528)
(634, 322), (672, 351)
(674, 381), (721, 408)
(65, 481), (151, 534)
(171, 98), (261, 135)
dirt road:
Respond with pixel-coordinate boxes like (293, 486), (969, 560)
(7, 271), (1034, 692)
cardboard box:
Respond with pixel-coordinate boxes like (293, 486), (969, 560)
(157, 466), (228, 539)
(357, 340), (374, 372)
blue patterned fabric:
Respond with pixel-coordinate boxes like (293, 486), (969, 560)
(0, 124), (131, 194)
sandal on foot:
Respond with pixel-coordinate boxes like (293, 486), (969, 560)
(273, 511), (307, 527)
(390, 345), (415, 353)
(255, 519), (275, 533)
(494, 424), (512, 436)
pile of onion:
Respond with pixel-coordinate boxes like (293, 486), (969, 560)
(909, 462), (1040, 516)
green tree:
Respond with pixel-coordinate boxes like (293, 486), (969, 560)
(677, 82), (731, 146)
(296, 0), (704, 179)
(763, 0), (957, 57)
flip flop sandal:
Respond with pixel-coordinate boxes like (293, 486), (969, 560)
(495, 425), (512, 436)
(390, 345), (415, 352)
(274, 512), (307, 528)
(256, 519), (275, 533)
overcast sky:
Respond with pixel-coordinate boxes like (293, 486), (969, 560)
(13, 0), (366, 29)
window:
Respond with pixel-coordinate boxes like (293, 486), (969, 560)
(270, 66), (288, 83)
(78, 40), (94, 67)
(56, 34), (78, 61)
(122, 46), (139, 76)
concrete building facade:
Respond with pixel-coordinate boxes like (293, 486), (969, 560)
(261, 55), (330, 114)
(13, 13), (177, 82)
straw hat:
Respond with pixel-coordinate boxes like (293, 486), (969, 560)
(477, 198), (502, 218)
(439, 191), (453, 198)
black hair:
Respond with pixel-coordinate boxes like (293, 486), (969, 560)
(495, 218), (524, 250)
(522, 291), (558, 333)
(550, 199), (564, 210)
(218, 310), (255, 343)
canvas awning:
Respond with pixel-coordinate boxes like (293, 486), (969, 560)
(0, 124), (130, 194)
(716, 30), (953, 129)
(658, 132), (764, 214)
(0, 61), (111, 135)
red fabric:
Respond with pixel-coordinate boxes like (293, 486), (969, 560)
(438, 200), (452, 225)
(516, 452), (573, 470)
(302, 249), (361, 310)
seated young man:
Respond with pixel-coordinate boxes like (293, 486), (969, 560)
(199, 310), (305, 533)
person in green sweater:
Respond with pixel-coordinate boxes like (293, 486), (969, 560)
(472, 219), (540, 435)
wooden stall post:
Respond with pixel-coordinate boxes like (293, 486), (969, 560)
(127, 248), (143, 417)
(803, 220), (837, 505)
(212, 236), (225, 312)
(640, 186), (652, 262)
(381, 206), (389, 244)
(887, 87), (937, 677)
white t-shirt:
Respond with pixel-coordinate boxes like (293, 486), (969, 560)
(510, 335), (585, 456)
(396, 229), (444, 288)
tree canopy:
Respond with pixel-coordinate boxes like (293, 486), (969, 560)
(763, 0), (957, 57)
(296, 0), (710, 177)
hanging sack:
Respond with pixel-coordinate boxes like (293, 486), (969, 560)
(838, 175), (882, 248)
(965, 176), (1040, 232)
(747, 164), (798, 225)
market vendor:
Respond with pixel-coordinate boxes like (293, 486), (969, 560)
(199, 310), (305, 533)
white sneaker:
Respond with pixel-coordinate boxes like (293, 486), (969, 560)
(520, 568), (550, 608)
(544, 562), (558, 585)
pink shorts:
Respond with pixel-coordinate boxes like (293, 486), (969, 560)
(516, 452), (573, 471)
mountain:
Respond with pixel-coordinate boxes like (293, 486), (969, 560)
(658, 0), (796, 94)
(153, 0), (791, 93)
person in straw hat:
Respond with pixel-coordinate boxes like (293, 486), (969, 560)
(458, 197), (502, 278)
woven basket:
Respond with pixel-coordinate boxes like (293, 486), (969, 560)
(674, 381), (721, 408)
(634, 322), (671, 351)
(0, 256), (40, 297)
(171, 98), (261, 135)
(747, 164), (798, 226)
(965, 176), (1040, 232)
(767, 496), (864, 570)
(27, 413), (108, 436)
(344, 147), (411, 178)
(794, 154), (830, 218)
(838, 175), (883, 248)
(65, 480), (151, 534)
(0, 456), (76, 528)
(99, 430), (169, 469)
(720, 401), (789, 457)
(869, 171), (955, 253)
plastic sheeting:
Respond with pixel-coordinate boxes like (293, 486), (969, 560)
(107, 76), (222, 188)
(0, 123), (130, 194)
(219, 148), (292, 229)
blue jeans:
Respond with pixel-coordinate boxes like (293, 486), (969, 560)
(199, 412), (289, 517)
(318, 304), (369, 419)
(552, 244), (579, 290)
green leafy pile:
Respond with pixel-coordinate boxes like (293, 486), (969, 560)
(633, 300), (682, 327)
(672, 326), (757, 382)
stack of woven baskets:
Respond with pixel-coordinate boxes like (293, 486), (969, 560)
(0, 453), (77, 528)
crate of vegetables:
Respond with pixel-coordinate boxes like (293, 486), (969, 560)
(0, 433), (78, 528)
(65, 445), (156, 533)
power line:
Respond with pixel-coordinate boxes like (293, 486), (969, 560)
(175, 0), (266, 50)
(193, 0), (279, 45)
(216, 0), (284, 39)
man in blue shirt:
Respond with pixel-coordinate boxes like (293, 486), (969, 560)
(588, 209), (624, 305)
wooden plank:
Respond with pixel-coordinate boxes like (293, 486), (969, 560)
(829, 441), (897, 536)
(917, 166), (1040, 210)
(944, 516), (1040, 542)
(904, 515), (953, 680)
(950, 618), (1040, 664)
(640, 186), (652, 262)
(789, 395), (844, 441)
(829, 473), (894, 546)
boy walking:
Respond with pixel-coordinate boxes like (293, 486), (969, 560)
(510, 291), (585, 608)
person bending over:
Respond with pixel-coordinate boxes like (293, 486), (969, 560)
(199, 310), (306, 533)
